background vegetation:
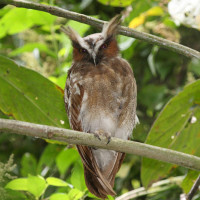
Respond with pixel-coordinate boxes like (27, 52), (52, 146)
(0, 0), (200, 199)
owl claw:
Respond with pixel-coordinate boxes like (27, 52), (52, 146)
(107, 136), (111, 144)
(94, 130), (111, 144)
(94, 133), (101, 141)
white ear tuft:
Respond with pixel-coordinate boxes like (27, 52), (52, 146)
(60, 26), (83, 44)
(102, 15), (122, 38)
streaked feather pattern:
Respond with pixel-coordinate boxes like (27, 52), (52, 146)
(63, 15), (138, 199)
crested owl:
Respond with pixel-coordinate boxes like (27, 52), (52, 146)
(62, 15), (138, 199)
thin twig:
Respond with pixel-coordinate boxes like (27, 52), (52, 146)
(0, 119), (200, 171)
(187, 175), (200, 200)
(1, 0), (200, 59)
(116, 176), (184, 200)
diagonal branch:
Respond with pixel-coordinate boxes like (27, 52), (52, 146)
(0, 119), (200, 171)
(116, 176), (184, 200)
(1, 0), (200, 59)
(187, 175), (200, 200)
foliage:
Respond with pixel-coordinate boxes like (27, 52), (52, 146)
(141, 80), (200, 188)
(0, 0), (200, 199)
(0, 55), (68, 128)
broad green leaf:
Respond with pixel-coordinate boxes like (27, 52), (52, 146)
(4, 189), (28, 200)
(141, 80), (200, 188)
(70, 160), (86, 191)
(0, 7), (10, 17)
(49, 74), (67, 90)
(27, 175), (47, 198)
(5, 178), (28, 191)
(107, 195), (115, 200)
(9, 43), (57, 58)
(0, 8), (56, 38)
(181, 171), (200, 193)
(68, 188), (84, 200)
(0, 110), (9, 119)
(21, 153), (37, 177)
(67, 21), (90, 37)
(98, 0), (134, 7)
(0, 55), (69, 128)
(50, 193), (69, 200)
(37, 144), (62, 174)
(56, 148), (79, 175)
(47, 177), (68, 187)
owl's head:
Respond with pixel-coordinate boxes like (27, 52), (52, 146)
(61, 15), (121, 65)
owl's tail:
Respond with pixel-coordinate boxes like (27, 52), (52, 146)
(77, 145), (125, 199)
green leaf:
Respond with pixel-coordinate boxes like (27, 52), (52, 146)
(9, 43), (57, 58)
(0, 8), (56, 38)
(56, 148), (79, 175)
(49, 74), (67, 90)
(181, 171), (200, 193)
(0, 55), (69, 128)
(147, 46), (159, 76)
(37, 144), (62, 174)
(68, 188), (84, 200)
(21, 153), (37, 177)
(0, 110), (9, 119)
(50, 193), (69, 200)
(4, 189), (28, 200)
(6, 176), (47, 198)
(67, 20), (90, 37)
(27, 175), (47, 198)
(5, 178), (28, 191)
(98, 0), (134, 7)
(138, 84), (167, 110)
(141, 80), (200, 188)
(70, 160), (86, 191)
(188, 58), (200, 76)
(47, 177), (68, 187)
(107, 195), (115, 200)
(118, 35), (135, 51)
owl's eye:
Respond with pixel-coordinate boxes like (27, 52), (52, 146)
(79, 48), (87, 53)
(100, 43), (108, 49)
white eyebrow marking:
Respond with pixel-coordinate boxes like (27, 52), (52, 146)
(83, 33), (105, 56)
(94, 40), (105, 54)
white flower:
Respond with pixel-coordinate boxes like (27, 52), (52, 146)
(168, 0), (200, 30)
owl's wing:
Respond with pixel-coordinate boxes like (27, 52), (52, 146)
(65, 69), (117, 199)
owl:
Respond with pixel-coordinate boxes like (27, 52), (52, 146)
(62, 15), (138, 199)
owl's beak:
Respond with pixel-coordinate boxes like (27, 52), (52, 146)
(91, 52), (96, 66)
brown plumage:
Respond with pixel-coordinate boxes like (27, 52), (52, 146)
(62, 15), (138, 199)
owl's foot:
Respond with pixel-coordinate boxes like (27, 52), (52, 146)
(94, 130), (111, 144)
(94, 132), (101, 141)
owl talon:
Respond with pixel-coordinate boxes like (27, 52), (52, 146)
(107, 136), (111, 144)
(94, 133), (101, 141)
(94, 130), (111, 144)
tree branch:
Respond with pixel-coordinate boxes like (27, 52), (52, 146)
(187, 175), (200, 200)
(116, 176), (184, 200)
(0, 119), (200, 171)
(2, 0), (200, 59)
